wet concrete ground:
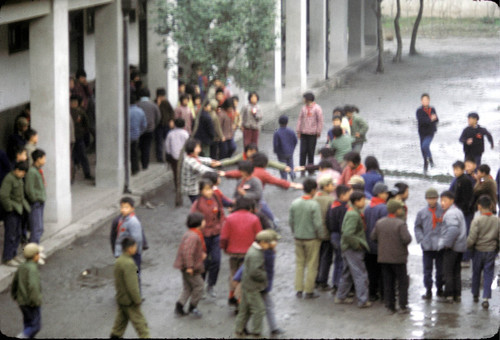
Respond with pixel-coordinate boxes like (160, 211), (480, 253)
(0, 37), (499, 338)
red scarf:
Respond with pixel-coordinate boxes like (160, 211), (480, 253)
(243, 153), (248, 160)
(331, 200), (343, 208)
(370, 197), (386, 208)
(428, 206), (442, 229)
(117, 213), (135, 237)
(482, 212), (493, 216)
(423, 106), (433, 119)
(38, 168), (47, 187)
(302, 195), (313, 200)
(388, 213), (397, 218)
(306, 104), (314, 117)
(192, 228), (207, 252)
(349, 118), (353, 126)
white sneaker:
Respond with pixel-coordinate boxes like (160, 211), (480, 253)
(206, 285), (217, 298)
(17, 332), (27, 338)
(4, 259), (20, 267)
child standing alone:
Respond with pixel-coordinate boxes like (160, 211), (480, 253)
(459, 112), (494, 167)
(241, 92), (263, 147)
(273, 115), (298, 181)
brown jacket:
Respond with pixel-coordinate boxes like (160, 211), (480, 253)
(473, 177), (498, 213)
(467, 214), (500, 252)
(371, 216), (412, 264)
(174, 230), (205, 274)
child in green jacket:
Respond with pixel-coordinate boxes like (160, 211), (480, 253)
(24, 149), (46, 244)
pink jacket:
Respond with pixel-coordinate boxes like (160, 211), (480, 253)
(296, 103), (323, 136)
(219, 210), (262, 254)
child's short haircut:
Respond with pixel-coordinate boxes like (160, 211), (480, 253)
(139, 87), (150, 98)
(278, 115), (288, 126)
(234, 197), (255, 211)
(201, 171), (219, 186)
(198, 178), (213, 193)
(215, 87), (224, 95)
(14, 161), (29, 172)
(343, 105), (353, 114)
(336, 185), (351, 198)
(467, 112), (479, 120)
(349, 190), (365, 204)
(248, 91), (259, 102)
(251, 152), (268, 168)
(332, 107), (344, 115)
(232, 95), (239, 102)
(179, 94), (189, 103)
(14, 145), (27, 156)
(303, 178), (318, 194)
(120, 196), (135, 207)
(238, 160), (254, 175)
(344, 151), (361, 165)
(351, 106), (359, 113)
(202, 100), (211, 109)
(464, 156), (476, 164)
(477, 195), (492, 210)
(221, 98), (235, 110)
(184, 139), (201, 155)
(25, 129), (38, 141)
(421, 93), (429, 99)
(244, 143), (258, 153)
(333, 116), (342, 122)
(31, 149), (46, 163)
(478, 164), (490, 175)
(440, 190), (455, 200)
(156, 87), (166, 97)
(319, 147), (335, 158)
(174, 118), (185, 128)
(332, 126), (343, 138)
(394, 182), (409, 196)
(318, 160), (332, 169)
(187, 212), (204, 229)
(452, 160), (465, 170)
(303, 92), (315, 102)
(121, 237), (136, 251)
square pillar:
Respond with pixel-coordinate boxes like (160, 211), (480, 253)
(94, 0), (125, 189)
(285, 0), (307, 92)
(309, 0), (327, 81)
(364, 0), (377, 46)
(348, 0), (365, 58)
(29, 0), (72, 228)
(328, 0), (349, 70)
(166, 38), (178, 107)
(274, 0), (282, 105)
(146, 0), (168, 97)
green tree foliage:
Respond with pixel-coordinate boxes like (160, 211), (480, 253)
(154, 0), (277, 92)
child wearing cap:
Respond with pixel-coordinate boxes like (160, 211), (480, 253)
(363, 181), (390, 302)
(414, 188), (444, 300)
(459, 112), (494, 167)
(173, 212), (207, 318)
(234, 230), (273, 337)
(466, 196), (500, 309)
(273, 115), (298, 181)
(11, 243), (43, 338)
(370, 199), (412, 314)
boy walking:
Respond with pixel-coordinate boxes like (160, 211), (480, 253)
(289, 178), (324, 299)
(273, 115), (297, 181)
(24, 150), (46, 244)
(437, 191), (467, 303)
(371, 200), (412, 314)
(466, 196), (500, 309)
(459, 112), (494, 166)
(110, 237), (150, 338)
(296, 92), (323, 176)
(414, 188), (444, 300)
(234, 230), (273, 337)
(335, 191), (371, 308)
(174, 212), (207, 317)
(11, 243), (43, 338)
(0, 161), (30, 266)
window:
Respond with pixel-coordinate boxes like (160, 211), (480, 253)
(8, 20), (29, 54)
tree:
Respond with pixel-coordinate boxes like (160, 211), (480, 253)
(154, 0), (277, 92)
(393, 0), (402, 62)
(409, 0), (424, 56)
(375, 0), (384, 73)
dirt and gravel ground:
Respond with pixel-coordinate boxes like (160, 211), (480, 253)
(0, 36), (499, 339)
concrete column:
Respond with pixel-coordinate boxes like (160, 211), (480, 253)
(364, 0), (377, 46)
(348, 0), (365, 58)
(146, 0), (168, 96)
(29, 0), (72, 227)
(274, 0), (282, 105)
(309, 0), (327, 81)
(94, 0), (125, 189)
(166, 37), (178, 106)
(285, 0), (307, 92)
(328, 0), (348, 70)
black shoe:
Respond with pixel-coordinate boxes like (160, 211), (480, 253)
(296, 291), (303, 298)
(331, 286), (338, 295)
(482, 300), (489, 309)
(424, 161), (429, 173)
(228, 297), (238, 306)
(454, 296), (461, 303)
(369, 294), (379, 302)
(422, 291), (432, 300)
(85, 174), (94, 180)
(436, 289), (444, 297)
(271, 328), (285, 336)
(429, 157), (435, 168)
(304, 292), (320, 299)
(398, 307), (411, 314)
(188, 304), (202, 318)
(473, 295), (479, 303)
(317, 283), (332, 291)
(174, 302), (186, 316)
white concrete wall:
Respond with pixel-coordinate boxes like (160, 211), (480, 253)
(382, 0), (500, 18)
(128, 20), (140, 67)
(83, 13), (96, 80)
(0, 25), (30, 111)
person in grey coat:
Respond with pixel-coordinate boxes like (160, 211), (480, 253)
(414, 188), (444, 300)
(437, 191), (467, 303)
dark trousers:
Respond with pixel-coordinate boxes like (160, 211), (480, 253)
(3, 212), (22, 262)
(316, 240), (333, 285)
(243, 128), (259, 147)
(21, 210), (29, 243)
(365, 253), (383, 298)
(72, 138), (91, 177)
(442, 249), (462, 298)
(381, 263), (409, 310)
(277, 155), (295, 180)
(419, 134), (434, 163)
(423, 250), (443, 292)
(471, 250), (496, 299)
(203, 235), (221, 287)
(188, 195), (199, 203)
(154, 125), (168, 162)
(20, 305), (41, 338)
(166, 154), (179, 188)
(29, 202), (44, 244)
(220, 139), (236, 159)
(210, 142), (220, 160)
(462, 213), (473, 262)
(130, 140), (140, 175)
(139, 131), (154, 170)
(330, 232), (343, 288)
(299, 134), (317, 169)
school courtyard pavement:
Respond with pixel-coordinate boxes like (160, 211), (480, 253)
(0, 37), (499, 338)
